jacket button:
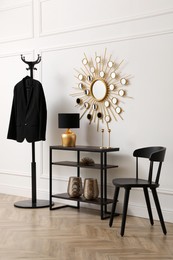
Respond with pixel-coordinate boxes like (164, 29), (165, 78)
(25, 123), (27, 126)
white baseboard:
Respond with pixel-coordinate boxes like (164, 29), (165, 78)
(116, 201), (173, 224)
(0, 183), (173, 223)
(0, 184), (49, 200)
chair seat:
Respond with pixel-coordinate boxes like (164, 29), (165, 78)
(113, 178), (159, 188)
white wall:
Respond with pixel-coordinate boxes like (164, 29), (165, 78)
(0, 0), (173, 223)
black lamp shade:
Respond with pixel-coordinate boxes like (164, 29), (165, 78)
(58, 113), (80, 129)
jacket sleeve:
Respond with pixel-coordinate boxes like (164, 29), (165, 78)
(38, 84), (47, 141)
(7, 88), (17, 140)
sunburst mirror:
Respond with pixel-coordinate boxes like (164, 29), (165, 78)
(71, 49), (131, 131)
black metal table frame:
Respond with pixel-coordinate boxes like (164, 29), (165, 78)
(49, 145), (119, 219)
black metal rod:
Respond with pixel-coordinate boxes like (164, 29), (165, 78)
(104, 152), (107, 213)
(27, 57), (40, 205)
(77, 151), (80, 209)
(21, 55), (40, 206)
(100, 152), (104, 219)
(49, 147), (52, 209)
(31, 142), (36, 204)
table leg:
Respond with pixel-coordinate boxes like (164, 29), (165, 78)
(49, 147), (53, 209)
(100, 152), (104, 219)
(77, 150), (80, 209)
(104, 152), (107, 214)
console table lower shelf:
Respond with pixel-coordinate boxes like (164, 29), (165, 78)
(50, 193), (119, 219)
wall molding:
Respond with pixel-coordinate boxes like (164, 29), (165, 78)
(0, 1), (32, 11)
(39, 1), (173, 37)
(0, 1), (34, 44)
(0, 0), (32, 10)
(39, 27), (173, 58)
(0, 169), (30, 177)
(0, 50), (33, 59)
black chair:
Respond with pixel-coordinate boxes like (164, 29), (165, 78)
(109, 146), (167, 236)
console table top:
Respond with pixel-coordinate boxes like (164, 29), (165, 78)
(50, 145), (119, 153)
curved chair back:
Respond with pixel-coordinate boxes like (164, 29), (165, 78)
(133, 146), (166, 162)
(133, 146), (166, 184)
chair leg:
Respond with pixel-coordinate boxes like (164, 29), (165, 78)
(143, 187), (154, 225)
(151, 188), (167, 235)
(109, 187), (120, 227)
(121, 188), (130, 237)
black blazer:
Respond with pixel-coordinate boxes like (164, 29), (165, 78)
(7, 76), (47, 143)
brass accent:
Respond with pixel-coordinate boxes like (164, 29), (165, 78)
(61, 129), (76, 147)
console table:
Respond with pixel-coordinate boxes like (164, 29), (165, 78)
(49, 145), (119, 219)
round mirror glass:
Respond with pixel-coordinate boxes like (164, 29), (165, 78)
(78, 74), (83, 80)
(91, 79), (107, 101)
(78, 83), (84, 89)
(111, 72), (116, 79)
(118, 89), (125, 97)
(105, 101), (110, 107)
(93, 104), (98, 110)
(82, 58), (88, 65)
(90, 67), (95, 73)
(120, 78), (127, 85)
(84, 89), (90, 96)
(109, 84), (115, 91)
(105, 115), (111, 122)
(87, 75), (92, 82)
(96, 56), (101, 63)
(116, 106), (121, 114)
(99, 71), (105, 78)
(84, 102), (90, 109)
(112, 97), (118, 104)
(108, 61), (113, 68)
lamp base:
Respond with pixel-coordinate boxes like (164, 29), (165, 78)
(61, 128), (76, 147)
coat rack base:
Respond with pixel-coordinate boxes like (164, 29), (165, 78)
(14, 199), (51, 209)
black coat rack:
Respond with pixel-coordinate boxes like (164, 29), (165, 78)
(14, 54), (50, 208)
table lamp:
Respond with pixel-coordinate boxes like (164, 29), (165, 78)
(58, 113), (80, 147)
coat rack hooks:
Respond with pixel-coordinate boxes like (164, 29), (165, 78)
(21, 54), (41, 76)
(14, 54), (50, 209)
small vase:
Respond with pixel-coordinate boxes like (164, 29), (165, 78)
(83, 178), (99, 200)
(67, 177), (82, 198)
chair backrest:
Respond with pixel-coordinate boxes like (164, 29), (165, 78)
(133, 147), (166, 184)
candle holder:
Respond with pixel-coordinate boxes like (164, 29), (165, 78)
(107, 129), (111, 148)
(100, 129), (104, 149)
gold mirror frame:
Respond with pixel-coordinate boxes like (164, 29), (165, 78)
(71, 49), (131, 131)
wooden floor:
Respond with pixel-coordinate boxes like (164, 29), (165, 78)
(0, 194), (173, 260)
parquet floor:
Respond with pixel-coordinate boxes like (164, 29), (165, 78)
(0, 194), (173, 260)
